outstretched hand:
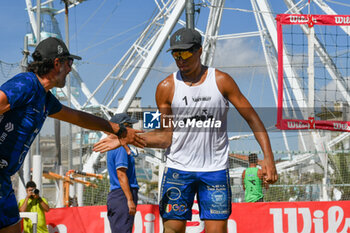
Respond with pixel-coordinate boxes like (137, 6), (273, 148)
(93, 134), (120, 153)
(93, 127), (145, 154)
(262, 158), (278, 184)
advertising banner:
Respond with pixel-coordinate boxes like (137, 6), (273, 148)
(46, 201), (350, 233)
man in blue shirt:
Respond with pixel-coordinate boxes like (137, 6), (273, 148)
(0, 37), (144, 233)
(106, 113), (139, 233)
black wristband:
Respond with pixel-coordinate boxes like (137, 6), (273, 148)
(116, 123), (127, 137)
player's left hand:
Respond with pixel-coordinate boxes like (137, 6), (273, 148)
(262, 158), (278, 184)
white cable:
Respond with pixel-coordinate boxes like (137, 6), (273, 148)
(325, 0), (350, 8)
(71, 0), (108, 40)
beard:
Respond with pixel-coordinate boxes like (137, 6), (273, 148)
(55, 66), (67, 88)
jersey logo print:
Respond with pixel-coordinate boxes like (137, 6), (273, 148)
(0, 159), (8, 169)
(249, 180), (256, 185)
(33, 108), (40, 113)
(192, 96), (211, 102)
(15, 81), (25, 90)
(6, 89), (15, 98)
(5, 122), (14, 132)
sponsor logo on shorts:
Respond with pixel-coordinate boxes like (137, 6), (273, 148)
(166, 187), (181, 201)
(211, 191), (226, 204)
(172, 172), (179, 179)
(210, 209), (228, 214)
(165, 204), (187, 213)
(165, 204), (172, 213)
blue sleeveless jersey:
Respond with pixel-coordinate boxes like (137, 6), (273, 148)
(0, 72), (62, 176)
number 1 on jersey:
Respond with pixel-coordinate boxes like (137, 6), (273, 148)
(182, 96), (188, 105)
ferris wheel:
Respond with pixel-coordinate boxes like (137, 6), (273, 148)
(23, 0), (350, 203)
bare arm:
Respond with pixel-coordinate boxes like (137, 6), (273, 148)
(93, 75), (173, 153)
(117, 168), (136, 216)
(51, 105), (145, 152)
(50, 105), (119, 133)
(18, 195), (31, 212)
(141, 75), (174, 148)
(38, 197), (50, 212)
(0, 90), (11, 114)
(216, 70), (277, 184)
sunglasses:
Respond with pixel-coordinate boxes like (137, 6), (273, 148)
(123, 123), (133, 128)
(171, 50), (194, 61)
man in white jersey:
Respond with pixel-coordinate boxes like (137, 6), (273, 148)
(94, 27), (278, 233)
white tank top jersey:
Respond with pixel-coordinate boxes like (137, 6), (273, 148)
(165, 67), (230, 171)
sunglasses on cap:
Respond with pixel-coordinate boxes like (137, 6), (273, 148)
(171, 50), (194, 61)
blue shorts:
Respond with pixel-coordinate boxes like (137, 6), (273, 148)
(0, 174), (20, 229)
(159, 167), (232, 221)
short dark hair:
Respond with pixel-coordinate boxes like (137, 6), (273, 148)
(25, 181), (37, 189)
(248, 153), (258, 164)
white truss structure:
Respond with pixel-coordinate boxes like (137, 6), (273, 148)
(23, 0), (350, 203)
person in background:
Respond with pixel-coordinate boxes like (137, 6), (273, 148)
(18, 181), (50, 233)
(106, 113), (139, 233)
(0, 37), (145, 233)
(242, 153), (269, 202)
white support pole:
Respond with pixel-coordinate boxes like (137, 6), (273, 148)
(308, 26), (315, 118)
(20, 212), (38, 233)
(18, 155), (31, 200)
(32, 155), (42, 195)
(56, 165), (64, 208)
(77, 183), (84, 206)
(201, 0), (226, 66)
(156, 151), (165, 204)
(19, 32), (31, 199)
(36, 0), (41, 44)
(322, 153), (329, 201)
(25, 0), (38, 41)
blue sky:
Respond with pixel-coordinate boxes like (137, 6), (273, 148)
(0, 0), (349, 154)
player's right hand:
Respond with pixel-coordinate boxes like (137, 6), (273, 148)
(119, 128), (145, 154)
(262, 158), (278, 184)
